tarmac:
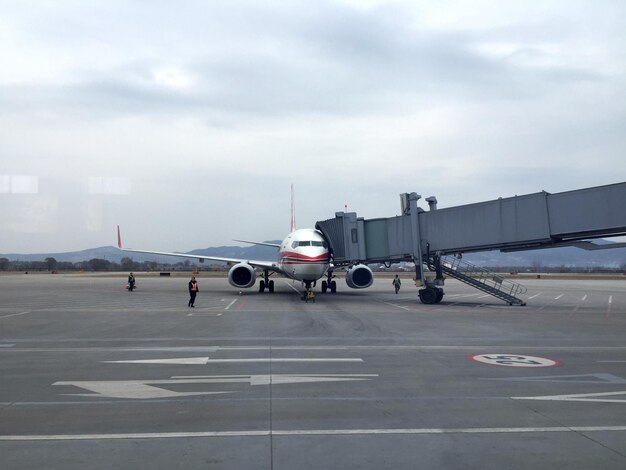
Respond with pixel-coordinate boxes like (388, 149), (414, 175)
(1, 272), (625, 469)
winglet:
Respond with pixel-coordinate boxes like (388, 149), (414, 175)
(117, 225), (122, 249)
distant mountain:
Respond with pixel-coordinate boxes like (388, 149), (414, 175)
(463, 241), (626, 269)
(2, 240), (625, 268)
(0, 242), (282, 264)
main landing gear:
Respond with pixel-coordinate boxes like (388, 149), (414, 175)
(418, 286), (444, 304)
(259, 270), (275, 293)
(320, 271), (337, 294)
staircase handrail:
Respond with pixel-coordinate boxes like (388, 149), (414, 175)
(440, 255), (528, 298)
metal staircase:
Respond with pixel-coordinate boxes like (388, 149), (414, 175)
(430, 255), (527, 306)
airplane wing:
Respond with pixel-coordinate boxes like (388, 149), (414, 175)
(117, 226), (278, 271)
(232, 239), (281, 248)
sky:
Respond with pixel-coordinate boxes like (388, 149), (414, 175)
(1, 0), (625, 254)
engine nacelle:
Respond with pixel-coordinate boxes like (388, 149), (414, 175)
(345, 264), (374, 289)
(228, 262), (256, 288)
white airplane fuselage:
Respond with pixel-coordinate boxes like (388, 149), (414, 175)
(277, 228), (330, 283)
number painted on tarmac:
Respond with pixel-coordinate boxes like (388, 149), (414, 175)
(468, 354), (560, 367)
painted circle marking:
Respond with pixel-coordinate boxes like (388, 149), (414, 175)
(468, 354), (560, 367)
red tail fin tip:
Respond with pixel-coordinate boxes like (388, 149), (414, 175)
(290, 184), (296, 232)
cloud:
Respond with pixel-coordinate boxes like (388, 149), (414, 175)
(0, 1), (625, 252)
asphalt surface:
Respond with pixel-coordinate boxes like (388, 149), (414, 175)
(1, 273), (625, 469)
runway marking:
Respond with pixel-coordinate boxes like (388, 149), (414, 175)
(3, 426), (626, 441)
(2, 347), (222, 353)
(105, 357), (211, 365)
(607, 296), (613, 314)
(468, 354), (559, 368)
(377, 300), (411, 311)
(104, 357), (364, 365)
(582, 294), (588, 301)
(0, 311), (30, 319)
(53, 374), (377, 399)
(201, 358), (364, 363)
(6, 345), (626, 352)
(554, 294), (564, 300)
(513, 390), (626, 404)
(484, 373), (626, 384)
(224, 299), (237, 310)
(0, 344), (15, 348)
(187, 313), (223, 317)
(284, 282), (303, 294)
(528, 293), (541, 299)
(172, 374), (377, 382)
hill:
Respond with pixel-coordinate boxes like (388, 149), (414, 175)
(2, 240), (625, 268)
(0, 242), (282, 265)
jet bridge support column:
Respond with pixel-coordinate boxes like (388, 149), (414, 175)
(406, 192), (424, 287)
(406, 193), (445, 304)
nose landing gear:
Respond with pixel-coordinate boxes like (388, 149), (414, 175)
(301, 281), (316, 302)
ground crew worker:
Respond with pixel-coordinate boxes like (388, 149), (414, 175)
(188, 276), (199, 307)
(392, 274), (401, 294)
(127, 272), (135, 292)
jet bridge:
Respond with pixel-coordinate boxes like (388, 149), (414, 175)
(316, 182), (626, 305)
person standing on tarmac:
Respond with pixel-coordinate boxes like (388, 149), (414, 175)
(392, 274), (401, 294)
(127, 272), (136, 292)
(188, 276), (199, 307)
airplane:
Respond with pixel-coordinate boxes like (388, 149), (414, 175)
(116, 189), (374, 300)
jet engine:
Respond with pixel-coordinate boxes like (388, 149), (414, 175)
(228, 262), (256, 288)
(345, 264), (374, 289)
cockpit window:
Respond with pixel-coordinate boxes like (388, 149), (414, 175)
(292, 240), (327, 248)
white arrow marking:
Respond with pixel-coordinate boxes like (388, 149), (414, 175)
(225, 299), (237, 310)
(53, 380), (232, 399)
(104, 357), (363, 365)
(205, 358), (363, 363)
(512, 390), (626, 403)
(105, 357), (210, 365)
(53, 374), (377, 399)
(172, 374), (379, 386)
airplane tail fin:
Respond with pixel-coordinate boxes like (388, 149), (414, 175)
(290, 184), (296, 232)
(117, 225), (123, 249)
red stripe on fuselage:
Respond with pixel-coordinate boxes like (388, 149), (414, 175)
(279, 251), (330, 261)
